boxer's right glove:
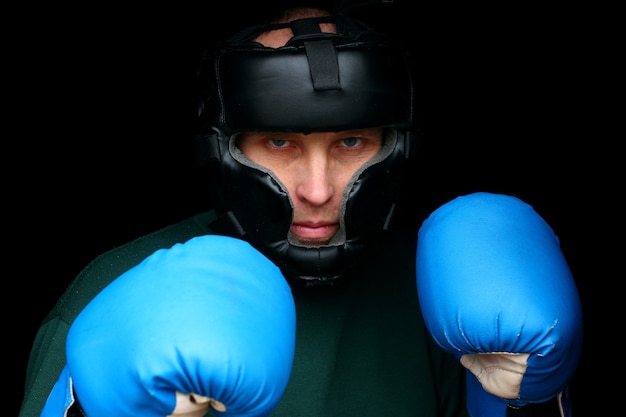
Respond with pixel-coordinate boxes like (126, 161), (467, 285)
(42, 235), (296, 417)
(416, 192), (583, 417)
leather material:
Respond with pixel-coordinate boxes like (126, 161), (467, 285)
(43, 235), (296, 417)
(416, 192), (583, 417)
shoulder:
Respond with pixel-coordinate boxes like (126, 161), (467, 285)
(46, 210), (219, 325)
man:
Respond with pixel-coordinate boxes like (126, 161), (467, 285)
(21, 3), (582, 417)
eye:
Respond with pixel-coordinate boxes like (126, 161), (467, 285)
(268, 138), (289, 148)
(340, 137), (361, 147)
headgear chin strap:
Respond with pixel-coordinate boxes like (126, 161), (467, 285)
(196, 13), (416, 285)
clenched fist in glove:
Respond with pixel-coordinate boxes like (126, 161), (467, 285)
(42, 235), (296, 417)
(416, 192), (583, 417)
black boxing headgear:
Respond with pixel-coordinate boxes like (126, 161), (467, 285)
(196, 12), (416, 285)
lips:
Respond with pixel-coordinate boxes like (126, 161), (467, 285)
(290, 222), (338, 242)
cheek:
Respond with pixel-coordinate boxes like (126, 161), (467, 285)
(263, 165), (298, 197)
(334, 170), (356, 194)
(334, 158), (367, 186)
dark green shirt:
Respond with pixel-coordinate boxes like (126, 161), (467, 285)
(20, 210), (469, 417)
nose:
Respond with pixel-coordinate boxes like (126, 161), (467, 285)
(294, 157), (334, 206)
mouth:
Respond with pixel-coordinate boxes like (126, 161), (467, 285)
(290, 222), (339, 245)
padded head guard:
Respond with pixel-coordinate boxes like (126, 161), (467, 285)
(196, 12), (416, 285)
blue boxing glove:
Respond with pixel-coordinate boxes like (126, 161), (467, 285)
(416, 192), (583, 417)
(41, 235), (296, 417)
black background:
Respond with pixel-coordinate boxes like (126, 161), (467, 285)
(12, 1), (610, 414)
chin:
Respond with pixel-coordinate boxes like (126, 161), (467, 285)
(294, 237), (332, 247)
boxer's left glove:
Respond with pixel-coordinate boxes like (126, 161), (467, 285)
(41, 235), (296, 417)
(416, 192), (583, 417)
